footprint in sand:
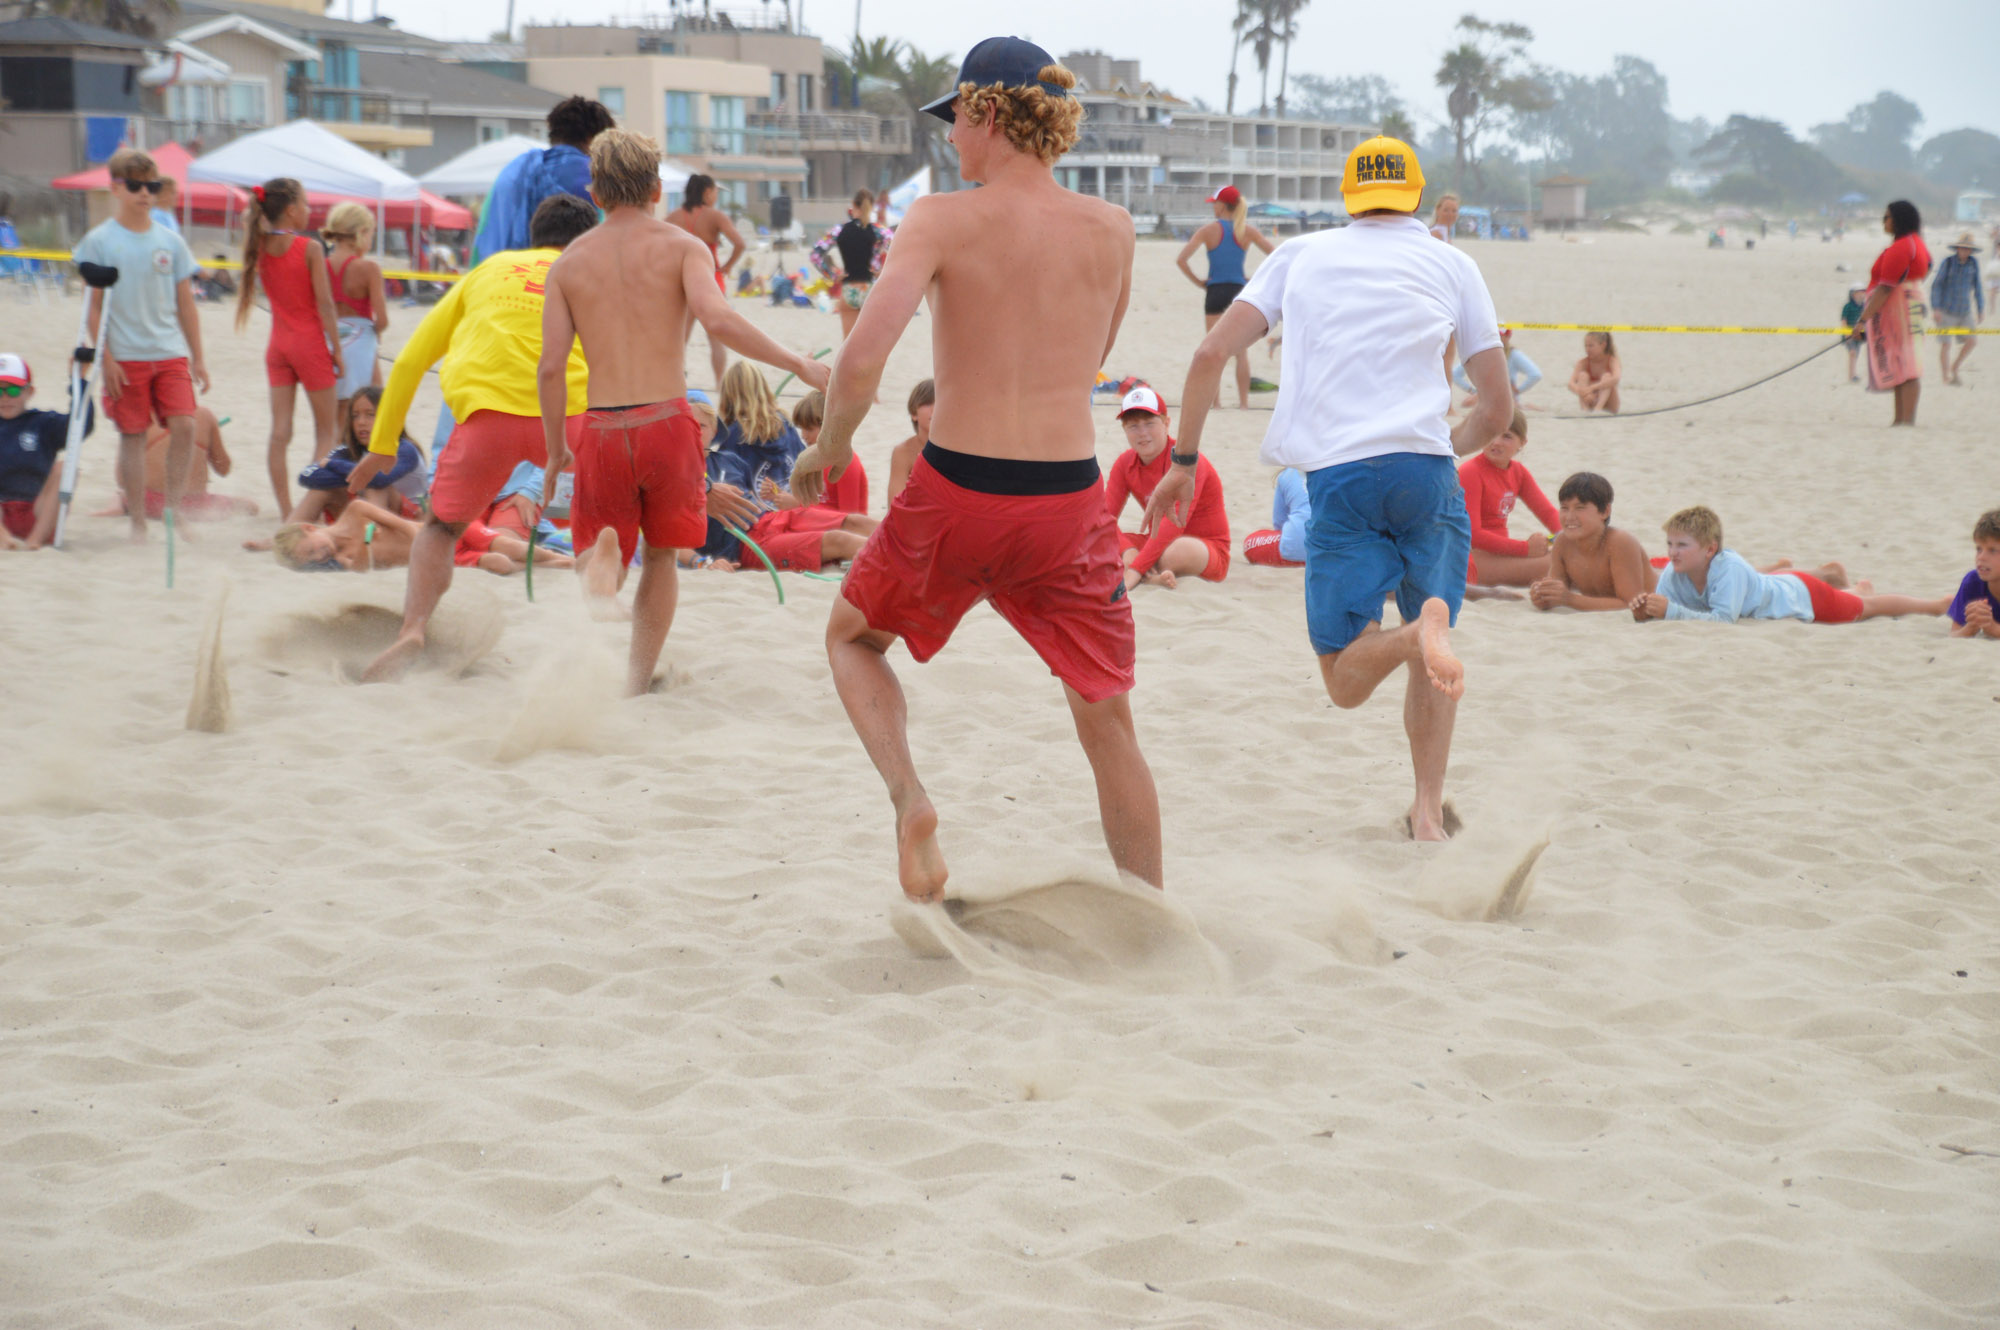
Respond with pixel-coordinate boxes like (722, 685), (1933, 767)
(891, 874), (1229, 995)
(260, 591), (504, 681)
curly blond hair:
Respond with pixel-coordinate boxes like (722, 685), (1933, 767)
(956, 64), (1082, 166)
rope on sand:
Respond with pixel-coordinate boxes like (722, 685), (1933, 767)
(525, 527), (537, 602)
(724, 523), (785, 604)
(1551, 337), (1848, 420)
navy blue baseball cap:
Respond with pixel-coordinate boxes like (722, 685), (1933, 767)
(920, 36), (1072, 123)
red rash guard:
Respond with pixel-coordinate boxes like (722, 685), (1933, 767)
(1104, 441), (1228, 574)
(1457, 452), (1558, 557)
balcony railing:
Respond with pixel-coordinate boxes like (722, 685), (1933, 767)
(142, 118), (265, 155)
(745, 111), (910, 154)
(300, 85), (400, 125)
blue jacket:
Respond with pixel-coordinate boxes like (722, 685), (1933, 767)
(1272, 467), (1309, 564)
(473, 145), (592, 263)
(700, 419), (806, 561)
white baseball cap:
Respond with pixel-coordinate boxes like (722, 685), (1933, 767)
(1118, 385), (1166, 418)
(0, 353), (29, 387)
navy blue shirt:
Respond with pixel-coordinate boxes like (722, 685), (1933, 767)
(0, 398), (92, 502)
(699, 419), (806, 560)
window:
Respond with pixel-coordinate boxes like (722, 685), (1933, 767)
(710, 95), (744, 154)
(797, 72), (813, 113)
(478, 118), (507, 142)
(770, 72), (785, 108)
(598, 86), (624, 116)
(228, 78), (267, 125)
(665, 90), (694, 155)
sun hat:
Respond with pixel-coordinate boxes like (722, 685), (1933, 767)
(1951, 231), (1981, 252)
(920, 36), (1071, 123)
(1342, 136), (1425, 213)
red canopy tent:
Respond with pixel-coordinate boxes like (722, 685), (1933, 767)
(303, 190), (471, 231)
(51, 142), (248, 227)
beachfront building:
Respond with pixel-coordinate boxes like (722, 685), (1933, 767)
(1056, 50), (1374, 231)
(358, 51), (561, 176)
(524, 15), (908, 227)
(1538, 174), (1589, 229)
(0, 16), (157, 179)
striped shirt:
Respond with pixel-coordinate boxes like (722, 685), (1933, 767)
(1930, 253), (1984, 320)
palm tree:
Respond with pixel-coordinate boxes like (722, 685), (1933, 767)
(895, 44), (959, 183)
(1225, 0), (1254, 116)
(1436, 43), (1487, 188)
(1272, 0), (1307, 119)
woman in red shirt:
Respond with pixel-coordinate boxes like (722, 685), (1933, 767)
(1458, 406), (1559, 587)
(1104, 386), (1230, 590)
(1856, 199), (1932, 426)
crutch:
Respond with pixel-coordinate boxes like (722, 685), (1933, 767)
(53, 261), (118, 550)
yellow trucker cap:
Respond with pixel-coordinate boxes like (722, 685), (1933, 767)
(1343, 136), (1425, 213)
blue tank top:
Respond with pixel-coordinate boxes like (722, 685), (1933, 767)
(1206, 222), (1247, 286)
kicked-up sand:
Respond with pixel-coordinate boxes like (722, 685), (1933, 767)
(2, 225), (1997, 1327)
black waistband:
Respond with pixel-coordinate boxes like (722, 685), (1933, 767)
(922, 441), (1099, 496)
(586, 400), (672, 413)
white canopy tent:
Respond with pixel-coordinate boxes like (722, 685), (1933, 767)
(190, 120), (422, 255)
(417, 135), (541, 196)
(885, 165), (930, 226)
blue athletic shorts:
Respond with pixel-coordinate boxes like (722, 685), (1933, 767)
(1303, 453), (1471, 654)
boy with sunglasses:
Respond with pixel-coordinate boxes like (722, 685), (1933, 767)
(0, 354), (94, 549)
(71, 148), (207, 542)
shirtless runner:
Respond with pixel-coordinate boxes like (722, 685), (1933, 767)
(539, 129), (830, 696)
(789, 38), (1161, 902)
(664, 172), (746, 392)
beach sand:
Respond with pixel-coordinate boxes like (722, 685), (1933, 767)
(2, 229), (1997, 1327)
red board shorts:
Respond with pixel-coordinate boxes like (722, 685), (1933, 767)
(745, 505), (848, 571)
(266, 326), (337, 392)
(1243, 528), (1303, 567)
(1788, 570), (1865, 624)
(569, 399), (708, 563)
(453, 518), (501, 567)
(841, 453), (1136, 704)
(2, 499), (36, 539)
(429, 410), (563, 526)
(1117, 528), (1230, 581)
(105, 357), (195, 435)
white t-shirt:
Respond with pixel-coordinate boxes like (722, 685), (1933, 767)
(1238, 214), (1500, 471)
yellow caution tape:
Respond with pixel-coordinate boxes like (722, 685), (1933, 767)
(0, 246), (459, 283)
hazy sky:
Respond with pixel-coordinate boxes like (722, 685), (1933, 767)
(370, 0), (2000, 141)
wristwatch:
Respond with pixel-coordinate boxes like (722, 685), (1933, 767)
(1170, 448), (1200, 467)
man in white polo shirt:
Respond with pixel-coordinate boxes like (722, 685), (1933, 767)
(1147, 137), (1514, 840)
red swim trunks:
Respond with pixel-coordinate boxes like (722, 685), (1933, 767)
(266, 327), (336, 392)
(1787, 570), (1865, 624)
(429, 410), (568, 526)
(569, 399), (708, 563)
(1243, 528), (1303, 567)
(841, 453), (1136, 703)
(453, 518), (501, 567)
(2, 499), (36, 539)
(1116, 529), (1230, 581)
(104, 357), (195, 435)
(746, 505), (848, 571)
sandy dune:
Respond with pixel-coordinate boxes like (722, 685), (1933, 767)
(2, 227), (1997, 1327)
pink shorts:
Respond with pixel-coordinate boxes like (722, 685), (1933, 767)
(1788, 570), (1865, 624)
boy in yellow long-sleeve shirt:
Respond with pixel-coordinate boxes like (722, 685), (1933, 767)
(348, 194), (597, 680)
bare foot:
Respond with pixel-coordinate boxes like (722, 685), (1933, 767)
(1407, 805), (1450, 842)
(360, 630), (426, 682)
(91, 498), (127, 518)
(1416, 598), (1464, 701)
(1146, 569), (1178, 590)
(127, 519), (148, 544)
(1814, 561), (1848, 589)
(1854, 579), (1875, 595)
(894, 792), (948, 904)
(581, 528), (630, 621)
(242, 536), (273, 552)
(1762, 557), (1794, 572)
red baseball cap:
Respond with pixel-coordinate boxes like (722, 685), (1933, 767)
(0, 354), (29, 387)
(1118, 385), (1167, 419)
(1206, 185), (1242, 207)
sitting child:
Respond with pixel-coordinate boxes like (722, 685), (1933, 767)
(1460, 406), (1558, 587)
(1948, 508), (2000, 640)
(91, 407), (253, 523)
(0, 352), (92, 548)
(1104, 385), (1230, 590)
(287, 385), (426, 526)
(1454, 327), (1542, 409)
(698, 361), (877, 573)
(1243, 467), (1307, 568)
(1633, 505), (1945, 624)
(884, 378), (934, 505)
(1529, 472), (1658, 611)
(793, 389), (868, 514)
(1567, 331), (1622, 414)
(272, 496), (571, 576)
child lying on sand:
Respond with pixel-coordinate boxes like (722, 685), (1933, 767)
(1948, 509), (2000, 639)
(1631, 505), (1944, 624)
(272, 497), (572, 575)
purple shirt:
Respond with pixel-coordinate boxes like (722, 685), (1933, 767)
(1947, 569), (1999, 626)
